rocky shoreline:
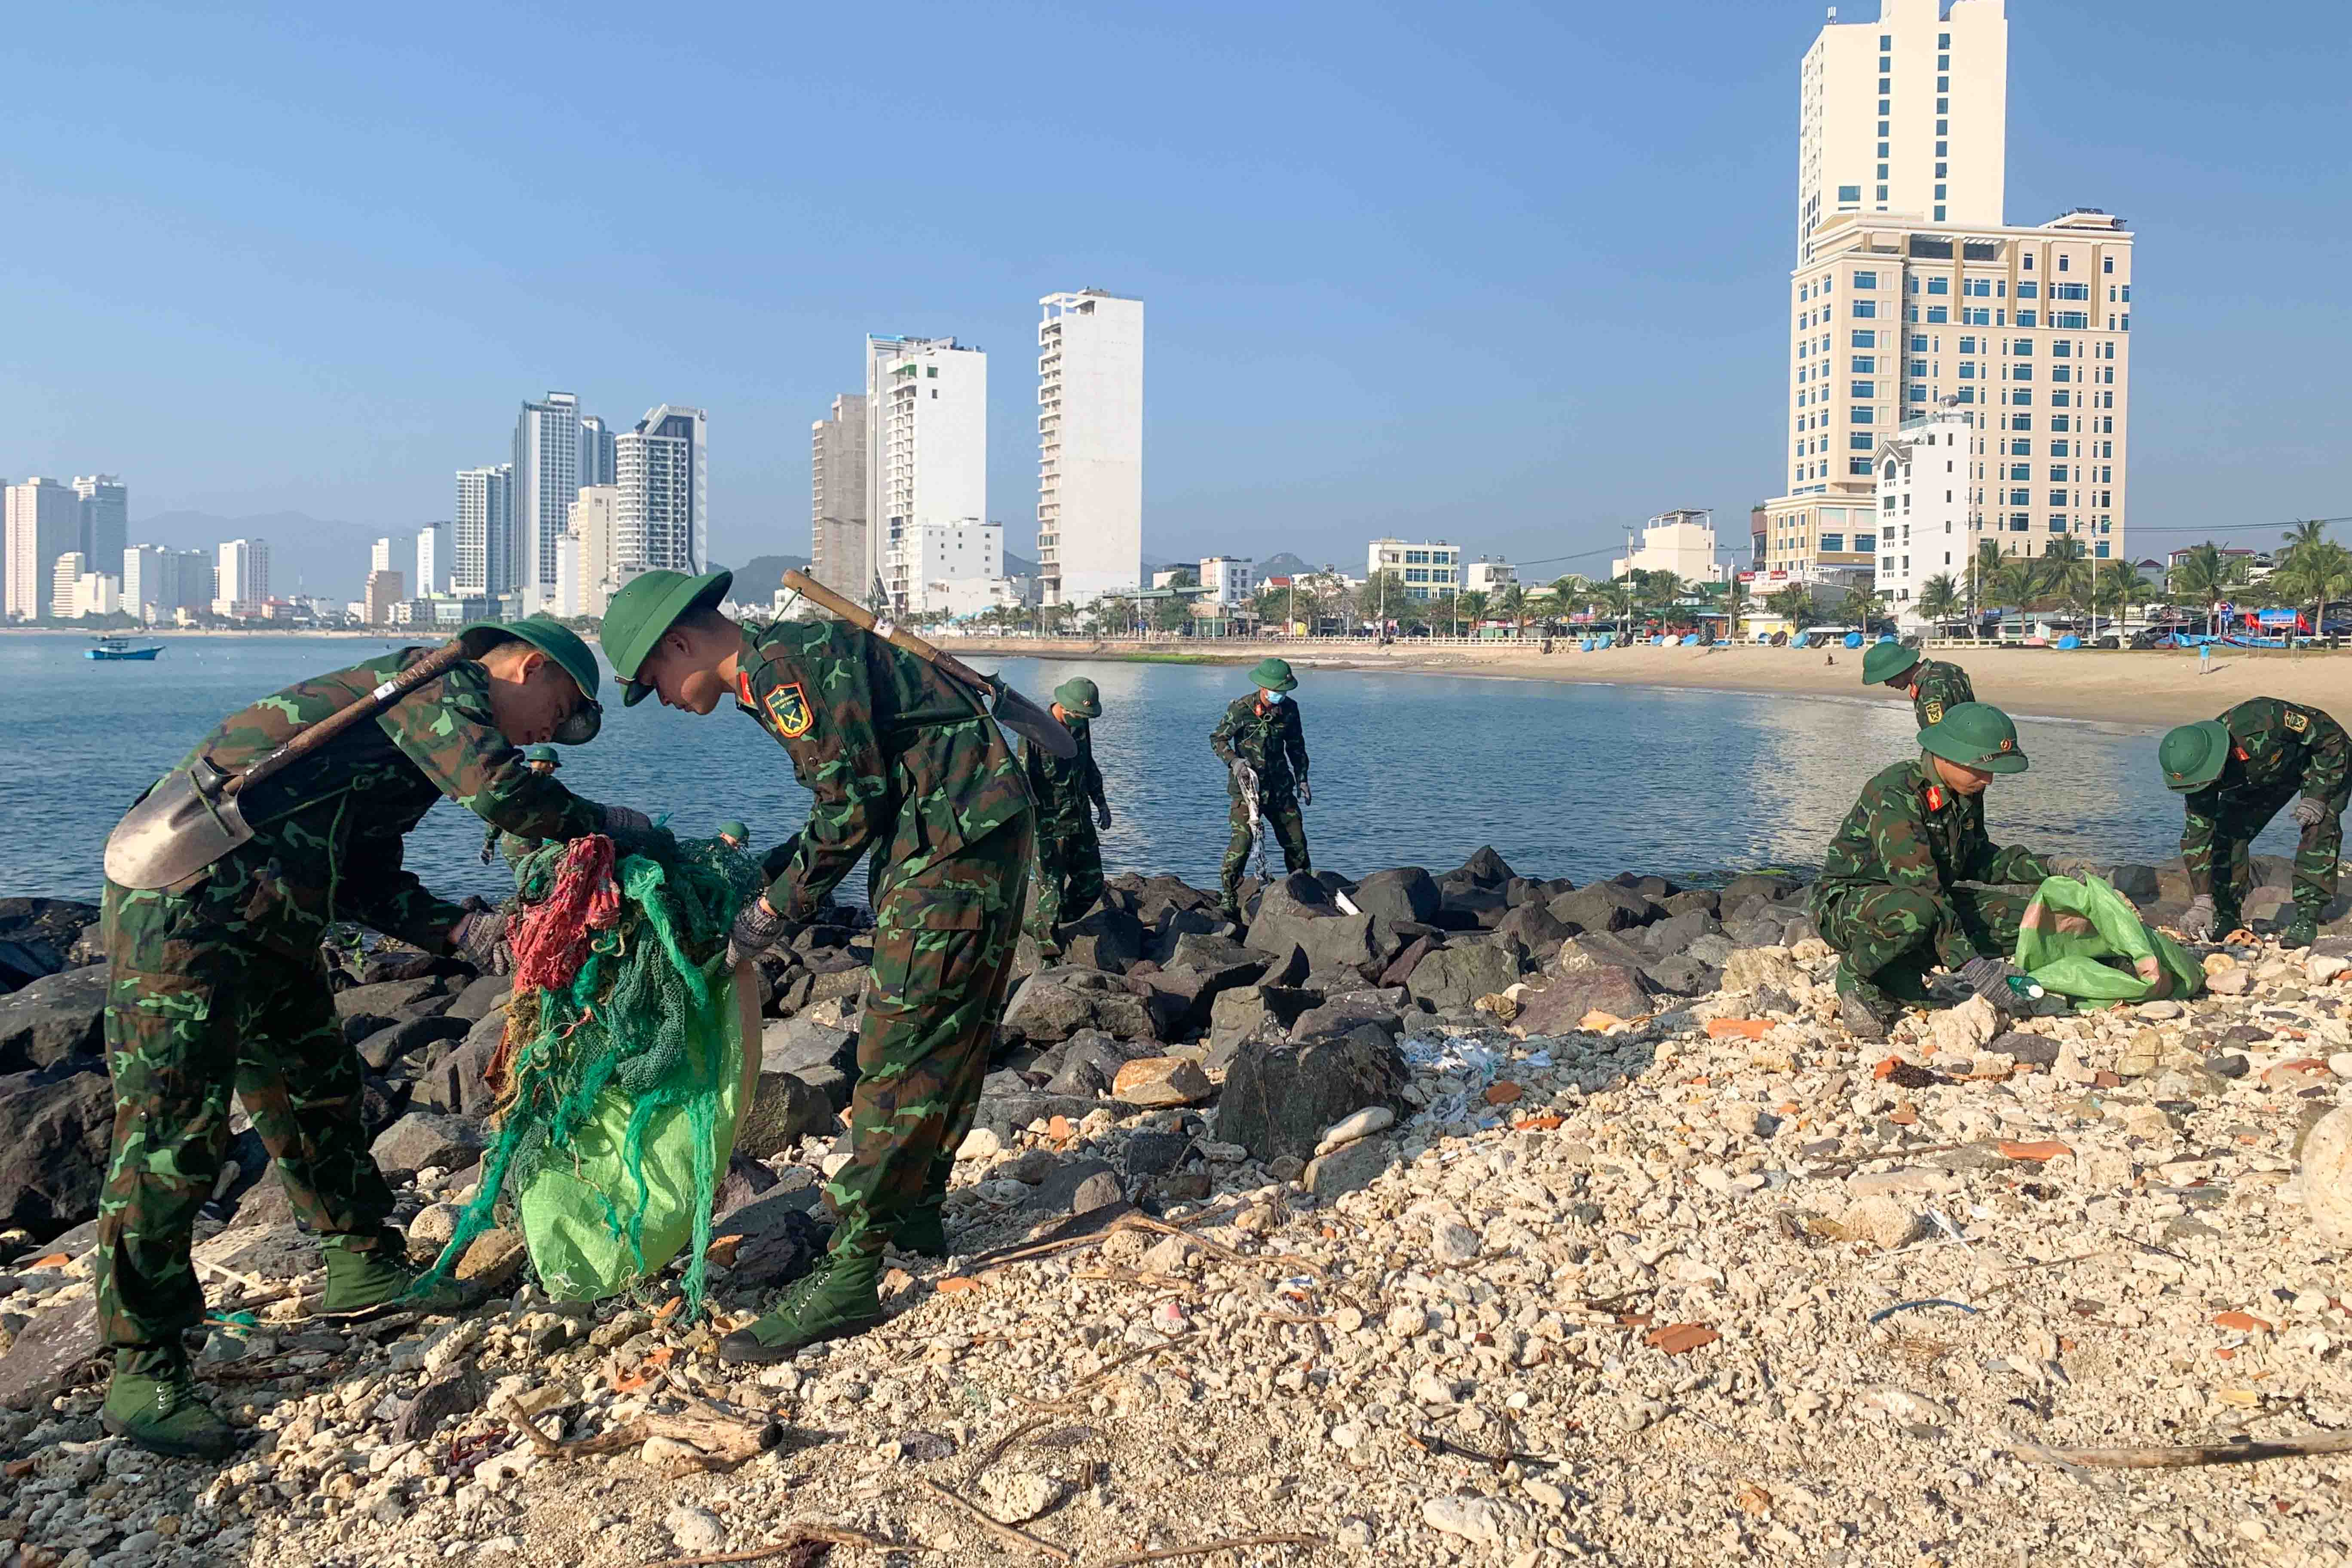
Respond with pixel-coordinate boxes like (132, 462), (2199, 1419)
(3, 852), (2351, 1568)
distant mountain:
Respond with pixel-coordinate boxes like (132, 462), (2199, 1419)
(724, 554), (813, 598)
(1005, 551), (1039, 579)
(1258, 551), (1318, 579)
(132, 509), (391, 604)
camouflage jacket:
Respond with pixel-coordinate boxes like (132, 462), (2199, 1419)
(737, 619), (1033, 922)
(1210, 695), (1308, 794)
(1908, 658), (1975, 730)
(1815, 757), (2051, 907)
(2180, 698), (2351, 893)
(135, 649), (608, 957)
(1024, 715), (1106, 831)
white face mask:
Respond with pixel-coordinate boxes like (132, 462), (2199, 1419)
(1261, 689), (1284, 704)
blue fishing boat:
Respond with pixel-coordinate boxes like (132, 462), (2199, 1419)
(86, 636), (164, 661)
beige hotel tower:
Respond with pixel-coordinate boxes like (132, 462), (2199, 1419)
(1756, 0), (2132, 593)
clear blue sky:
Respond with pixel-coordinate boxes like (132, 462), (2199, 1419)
(2, 0), (2343, 578)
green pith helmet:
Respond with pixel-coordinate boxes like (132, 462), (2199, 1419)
(457, 617), (601, 703)
(1054, 677), (1102, 719)
(1918, 701), (2028, 775)
(1862, 641), (1923, 686)
(523, 744), (562, 767)
(1248, 657), (1297, 693)
(600, 570), (734, 705)
(716, 820), (749, 843)
(2158, 719), (2233, 791)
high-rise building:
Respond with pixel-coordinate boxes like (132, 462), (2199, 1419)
(214, 538), (270, 617)
(52, 552), (86, 617)
(124, 544), (211, 622)
(1035, 291), (1143, 608)
(579, 414), (617, 488)
(454, 465), (516, 596)
(513, 391), (582, 616)
(364, 567), (407, 625)
(866, 337), (985, 613)
(73, 475), (127, 569)
(4, 478), (81, 620)
(568, 485), (619, 616)
(75, 568), (120, 619)
(1869, 404), (1973, 624)
(1760, 0), (2131, 586)
(899, 519), (1003, 614)
(1797, 0), (2006, 254)
(370, 536), (394, 573)
(615, 406), (708, 575)
(810, 392), (869, 597)
(416, 521), (448, 597)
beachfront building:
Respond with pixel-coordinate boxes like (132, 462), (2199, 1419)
(1365, 539), (1460, 600)
(867, 335), (986, 616)
(1611, 510), (1730, 585)
(615, 405), (708, 576)
(810, 392), (868, 598)
(897, 518), (1002, 616)
(416, 521), (447, 597)
(1199, 556), (1253, 606)
(74, 475), (126, 570)
(1035, 290), (1142, 609)
(214, 538), (270, 619)
(363, 567), (407, 626)
(513, 391), (583, 617)
(4, 478), (81, 620)
(1797, 0), (2007, 254)
(567, 484), (619, 617)
(1870, 403), (1972, 626)
(1463, 558), (1517, 594)
(454, 464), (516, 597)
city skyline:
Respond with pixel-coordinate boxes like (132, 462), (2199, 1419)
(0, 2), (2343, 577)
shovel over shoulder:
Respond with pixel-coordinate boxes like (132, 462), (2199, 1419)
(778, 570), (1076, 759)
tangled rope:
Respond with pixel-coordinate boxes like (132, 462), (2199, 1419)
(416, 830), (760, 1314)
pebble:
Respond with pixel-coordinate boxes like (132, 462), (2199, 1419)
(665, 1505), (725, 1555)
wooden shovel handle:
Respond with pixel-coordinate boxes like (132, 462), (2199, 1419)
(779, 570), (991, 695)
(233, 638), (476, 796)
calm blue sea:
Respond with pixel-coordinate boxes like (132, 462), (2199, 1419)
(0, 632), (2272, 904)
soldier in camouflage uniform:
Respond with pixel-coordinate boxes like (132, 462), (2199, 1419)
(1210, 658), (1311, 922)
(600, 569), (1034, 1360)
(1812, 702), (2053, 1037)
(2158, 698), (2350, 949)
(1861, 641), (1975, 729)
(715, 820), (750, 851)
(1024, 676), (1111, 958)
(95, 619), (658, 1458)
(480, 743), (564, 876)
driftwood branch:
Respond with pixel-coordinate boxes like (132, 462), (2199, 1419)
(1099, 1533), (1329, 1566)
(639, 1524), (913, 1568)
(2012, 1431), (2352, 1470)
(500, 1390), (782, 1476)
(906, 1476), (1073, 1563)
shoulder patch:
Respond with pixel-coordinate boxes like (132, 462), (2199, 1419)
(1923, 783), (1945, 812)
(1923, 698), (1945, 726)
(764, 680), (815, 739)
(2285, 709), (2310, 733)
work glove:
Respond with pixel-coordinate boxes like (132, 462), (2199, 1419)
(597, 804), (676, 860)
(451, 900), (513, 976)
(1096, 800), (1113, 830)
(1954, 955), (2033, 1008)
(726, 896), (789, 968)
(2178, 894), (2219, 942)
(2292, 796), (2330, 829)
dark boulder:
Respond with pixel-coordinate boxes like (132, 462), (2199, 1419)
(0, 967), (107, 1072)
(355, 1013), (470, 1072)
(1062, 904), (1150, 974)
(1512, 967), (1651, 1036)
(1660, 889), (1721, 919)
(1493, 901), (1572, 958)
(0, 898), (101, 993)
(1246, 874), (1384, 977)
(1456, 847), (1516, 888)
(736, 1072), (838, 1159)
(1407, 943), (1519, 1012)
(1547, 882), (1658, 934)
(1641, 909), (1723, 957)
(332, 977), (454, 1021)
(1206, 985), (1319, 1067)
(1641, 954), (1718, 997)
(1218, 1029), (1410, 1165)
(0, 1062), (114, 1237)
(1554, 931), (1652, 973)
(369, 1111), (486, 1177)
(1721, 872), (1801, 908)
(1350, 868), (1441, 927)
(416, 1010), (504, 1120)
(1378, 934), (1438, 989)
(442, 974), (513, 1024)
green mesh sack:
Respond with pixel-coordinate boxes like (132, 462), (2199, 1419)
(2012, 873), (2204, 1004)
(419, 833), (761, 1312)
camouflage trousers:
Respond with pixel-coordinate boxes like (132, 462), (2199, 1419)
(1815, 883), (2030, 1001)
(94, 880), (393, 1353)
(1220, 789), (1309, 909)
(2188, 787), (2345, 922)
(1027, 818), (1104, 949)
(822, 817), (1033, 1260)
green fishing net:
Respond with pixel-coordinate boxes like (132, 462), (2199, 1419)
(416, 833), (763, 1312)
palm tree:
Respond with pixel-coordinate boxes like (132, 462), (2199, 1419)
(2168, 542), (2231, 638)
(2274, 537), (2352, 641)
(2040, 537), (2093, 624)
(1765, 583), (1817, 632)
(2282, 518), (2329, 565)
(1492, 582), (1529, 640)
(1596, 579), (1638, 639)
(1841, 585), (1888, 629)
(1916, 573), (1963, 632)
(1964, 539), (2006, 634)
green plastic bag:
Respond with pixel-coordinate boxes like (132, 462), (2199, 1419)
(516, 977), (750, 1302)
(2012, 873), (2204, 1004)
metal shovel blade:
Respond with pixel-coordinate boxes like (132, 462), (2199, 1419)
(986, 678), (1077, 759)
(102, 759), (251, 890)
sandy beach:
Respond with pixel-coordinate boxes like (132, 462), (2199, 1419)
(958, 636), (2352, 730)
